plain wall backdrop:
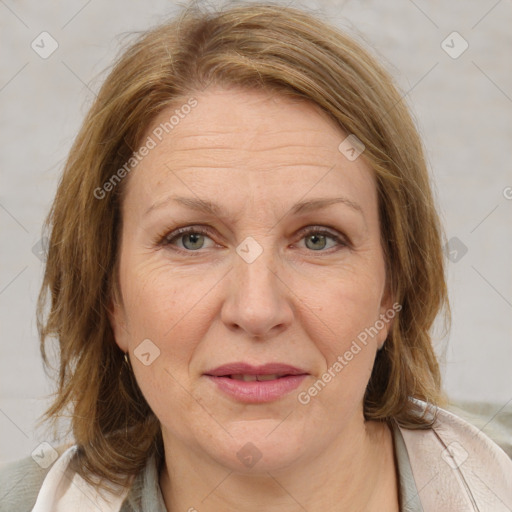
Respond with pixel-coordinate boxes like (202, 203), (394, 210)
(1, 0), (511, 464)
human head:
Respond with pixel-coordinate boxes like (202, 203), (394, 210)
(38, 0), (450, 487)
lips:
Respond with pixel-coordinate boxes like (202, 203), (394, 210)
(204, 362), (308, 378)
(204, 362), (309, 403)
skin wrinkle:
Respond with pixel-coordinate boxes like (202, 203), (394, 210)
(110, 86), (399, 511)
(144, 161), (370, 243)
(143, 196), (368, 242)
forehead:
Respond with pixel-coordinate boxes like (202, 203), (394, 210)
(122, 86), (377, 219)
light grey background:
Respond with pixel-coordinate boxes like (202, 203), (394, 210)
(1, 0), (511, 464)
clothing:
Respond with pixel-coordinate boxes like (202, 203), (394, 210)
(120, 422), (422, 511)
(0, 399), (511, 511)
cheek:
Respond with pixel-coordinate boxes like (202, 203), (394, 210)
(329, 285), (383, 348)
(120, 257), (223, 392)
(122, 260), (214, 438)
(299, 265), (385, 402)
(305, 263), (385, 349)
(131, 359), (207, 446)
(122, 256), (212, 339)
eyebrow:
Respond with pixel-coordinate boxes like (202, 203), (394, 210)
(145, 195), (364, 219)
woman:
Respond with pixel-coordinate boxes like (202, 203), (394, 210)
(1, 2), (511, 511)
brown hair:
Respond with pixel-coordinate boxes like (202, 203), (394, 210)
(37, 0), (450, 489)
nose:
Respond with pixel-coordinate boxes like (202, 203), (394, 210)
(220, 241), (294, 339)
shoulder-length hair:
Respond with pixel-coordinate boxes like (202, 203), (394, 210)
(38, 0), (450, 489)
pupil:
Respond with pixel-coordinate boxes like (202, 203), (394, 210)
(185, 233), (203, 249)
(308, 234), (326, 250)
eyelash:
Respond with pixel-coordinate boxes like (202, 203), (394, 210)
(156, 225), (349, 255)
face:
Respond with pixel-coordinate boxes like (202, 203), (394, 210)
(110, 86), (393, 473)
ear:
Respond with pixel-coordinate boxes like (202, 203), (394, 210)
(108, 287), (130, 353)
(376, 279), (396, 349)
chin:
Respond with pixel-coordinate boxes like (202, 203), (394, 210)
(205, 420), (307, 473)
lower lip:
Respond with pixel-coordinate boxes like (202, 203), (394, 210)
(205, 375), (308, 403)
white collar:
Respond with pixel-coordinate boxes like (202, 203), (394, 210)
(31, 445), (129, 512)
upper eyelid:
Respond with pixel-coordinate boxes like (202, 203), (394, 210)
(164, 224), (341, 238)
(161, 225), (347, 247)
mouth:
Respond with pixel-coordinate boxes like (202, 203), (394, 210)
(204, 362), (309, 403)
(204, 362), (308, 377)
(224, 373), (292, 381)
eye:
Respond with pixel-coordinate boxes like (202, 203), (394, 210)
(158, 225), (348, 254)
(160, 226), (216, 251)
(296, 227), (348, 252)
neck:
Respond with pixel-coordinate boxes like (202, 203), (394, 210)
(159, 418), (399, 512)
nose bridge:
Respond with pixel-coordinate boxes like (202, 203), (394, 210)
(221, 233), (293, 337)
(235, 233), (281, 302)
(235, 235), (279, 291)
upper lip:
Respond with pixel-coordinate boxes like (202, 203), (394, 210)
(204, 362), (308, 377)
